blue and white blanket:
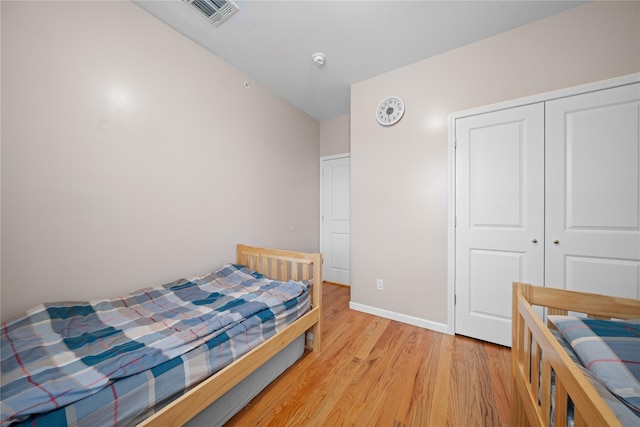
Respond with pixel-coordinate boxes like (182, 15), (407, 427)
(549, 316), (640, 420)
(1, 264), (309, 425)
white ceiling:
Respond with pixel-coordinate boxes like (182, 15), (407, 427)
(133, 0), (585, 122)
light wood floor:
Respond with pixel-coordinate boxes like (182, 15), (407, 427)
(226, 283), (512, 426)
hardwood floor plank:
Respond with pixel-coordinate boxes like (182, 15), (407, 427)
(365, 325), (436, 426)
(339, 321), (415, 425)
(310, 316), (391, 425)
(353, 314), (391, 360)
(389, 328), (434, 425)
(226, 283), (512, 426)
(472, 339), (502, 426)
(251, 313), (382, 426)
(445, 335), (502, 426)
(486, 342), (512, 426)
(423, 332), (452, 426)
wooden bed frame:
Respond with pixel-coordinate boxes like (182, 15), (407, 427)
(139, 244), (322, 426)
(512, 282), (640, 427)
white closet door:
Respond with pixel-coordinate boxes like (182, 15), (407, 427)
(545, 83), (640, 298)
(455, 104), (544, 347)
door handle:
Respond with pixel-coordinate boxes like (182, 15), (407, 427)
(532, 239), (538, 244)
(553, 240), (560, 245)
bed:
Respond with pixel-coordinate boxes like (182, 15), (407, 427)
(512, 282), (640, 427)
(1, 244), (322, 426)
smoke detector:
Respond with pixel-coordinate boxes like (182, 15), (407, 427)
(183, 0), (239, 27)
(312, 52), (326, 66)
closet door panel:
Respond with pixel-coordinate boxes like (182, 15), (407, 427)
(455, 103), (544, 347)
(565, 256), (639, 299)
(545, 83), (640, 298)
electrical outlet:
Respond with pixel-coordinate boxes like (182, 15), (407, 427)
(376, 279), (383, 290)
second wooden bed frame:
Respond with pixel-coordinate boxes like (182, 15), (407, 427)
(512, 282), (640, 427)
(139, 244), (322, 426)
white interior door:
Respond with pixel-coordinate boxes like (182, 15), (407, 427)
(545, 83), (640, 298)
(321, 155), (351, 285)
(455, 104), (544, 347)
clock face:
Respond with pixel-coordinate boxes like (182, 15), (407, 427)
(376, 96), (405, 126)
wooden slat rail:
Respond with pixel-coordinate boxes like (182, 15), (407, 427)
(512, 282), (640, 427)
(139, 244), (322, 427)
(527, 285), (639, 320)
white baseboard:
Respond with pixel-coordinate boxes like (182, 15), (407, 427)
(348, 302), (450, 335)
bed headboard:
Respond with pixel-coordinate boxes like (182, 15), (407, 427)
(236, 244), (321, 284)
(236, 244), (322, 350)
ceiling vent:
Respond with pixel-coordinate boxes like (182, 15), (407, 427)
(183, 0), (239, 27)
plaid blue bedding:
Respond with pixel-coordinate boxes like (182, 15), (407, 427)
(1, 264), (310, 426)
(549, 316), (640, 420)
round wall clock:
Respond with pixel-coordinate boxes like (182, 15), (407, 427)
(376, 96), (405, 126)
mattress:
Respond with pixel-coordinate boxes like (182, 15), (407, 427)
(1, 264), (311, 426)
(548, 317), (640, 426)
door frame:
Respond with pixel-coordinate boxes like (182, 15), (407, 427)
(447, 73), (640, 337)
(320, 153), (351, 284)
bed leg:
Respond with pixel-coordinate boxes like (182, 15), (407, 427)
(311, 321), (321, 352)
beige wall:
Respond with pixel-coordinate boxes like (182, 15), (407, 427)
(320, 114), (350, 157)
(1, 1), (320, 322)
(350, 1), (640, 328)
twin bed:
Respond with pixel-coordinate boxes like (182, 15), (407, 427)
(512, 282), (640, 427)
(1, 245), (322, 426)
